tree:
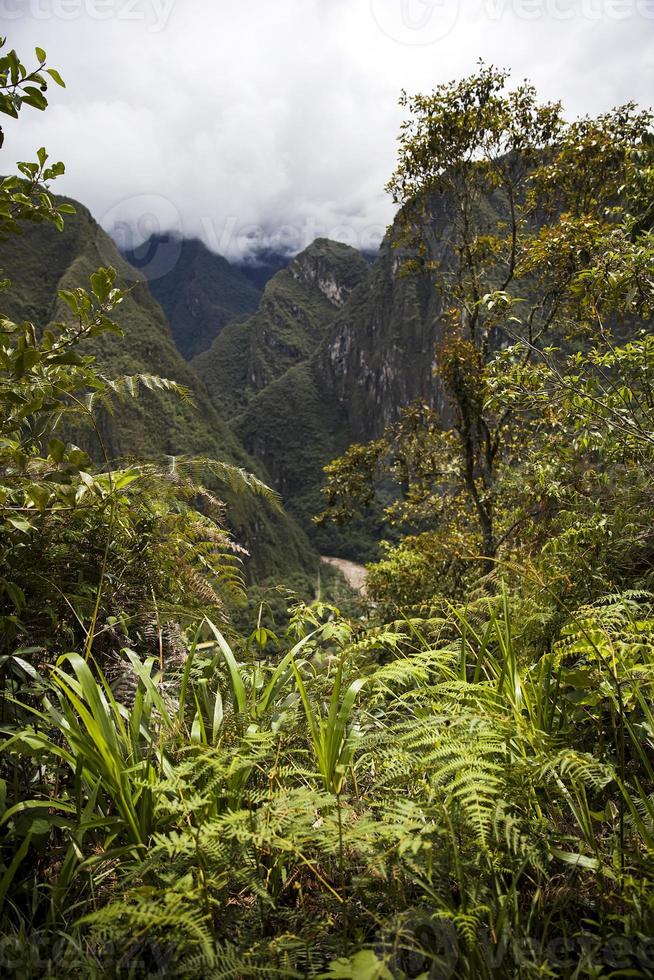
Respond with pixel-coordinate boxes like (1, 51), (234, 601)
(493, 224), (654, 603)
(0, 37), (72, 237)
(319, 65), (652, 606)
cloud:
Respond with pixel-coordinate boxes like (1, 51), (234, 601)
(2, 0), (653, 259)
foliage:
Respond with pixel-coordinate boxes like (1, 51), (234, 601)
(3, 43), (654, 980)
(0, 259), (289, 662)
(319, 65), (653, 608)
(0, 37), (71, 239)
(6, 594), (654, 976)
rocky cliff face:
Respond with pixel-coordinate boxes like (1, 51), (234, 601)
(192, 238), (370, 418)
(217, 213), (452, 560)
(289, 238), (370, 308)
(317, 233), (449, 442)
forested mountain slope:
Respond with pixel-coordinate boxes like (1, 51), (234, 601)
(1, 189), (507, 570)
(0, 199), (318, 583)
(192, 238), (370, 417)
(222, 211), (453, 558)
(123, 234), (263, 359)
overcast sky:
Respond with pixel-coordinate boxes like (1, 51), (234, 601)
(3, 0), (654, 260)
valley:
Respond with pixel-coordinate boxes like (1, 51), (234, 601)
(0, 188), (457, 587)
(3, 40), (654, 975)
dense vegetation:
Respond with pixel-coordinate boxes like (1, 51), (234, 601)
(0, 161), (320, 590)
(2, 40), (654, 979)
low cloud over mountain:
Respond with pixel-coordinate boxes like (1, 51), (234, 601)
(4, 0), (653, 259)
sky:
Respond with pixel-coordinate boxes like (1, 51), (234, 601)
(3, 0), (654, 261)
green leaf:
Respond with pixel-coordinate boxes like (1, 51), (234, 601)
(90, 268), (113, 303)
(21, 86), (48, 111)
(205, 618), (247, 716)
(25, 483), (50, 512)
(0, 799), (76, 827)
(253, 627), (268, 649)
(112, 469), (141, 491)
(58, 289), (80, 314)
(550, 847), (601, 870)
(0, 832), (32, 911)
(6, 516), (34, 534)
(45, 68), (65, 88)
(322, 951), (393, 980)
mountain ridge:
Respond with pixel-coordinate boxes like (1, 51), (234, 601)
(1, 191), (453, 570)
(195, 215), (449, 559)
(0, 197), (319, 584)
(123, 234), (263, 360)
(192, 238), (370, 419)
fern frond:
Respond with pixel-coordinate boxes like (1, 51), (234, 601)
(537, 748), (615, 791)
(166, 455), (280, 508)
(103, 373), (193, 403)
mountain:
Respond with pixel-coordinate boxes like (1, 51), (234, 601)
(192, 239), (371, 418)
(1, 190), (458, 571)
(122, 234), (263, 360)
(318, 224), (450, 442)
(192, 214), (451, 562)
(0, 198), (319, 584)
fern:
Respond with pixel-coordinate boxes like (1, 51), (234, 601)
(165, 454), (281, 508)
(99, 371), (193, 405)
